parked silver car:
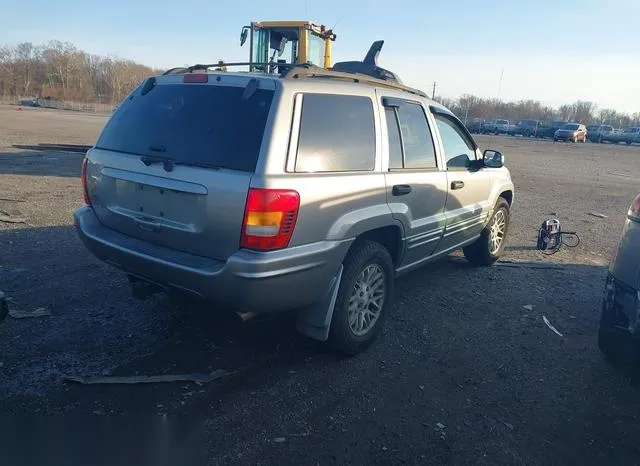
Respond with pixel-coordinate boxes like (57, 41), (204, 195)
(74, 43), (515, 355)
(599, 192), (640, 363)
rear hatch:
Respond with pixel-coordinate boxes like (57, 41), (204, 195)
(86, 73), (277, 261)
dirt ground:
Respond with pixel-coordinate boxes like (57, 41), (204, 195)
(1, 104), (640, 465)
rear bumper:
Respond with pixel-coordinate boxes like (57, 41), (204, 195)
(74, 206), (351, 313)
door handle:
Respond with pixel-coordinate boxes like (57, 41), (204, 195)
(451, 181), (465, 190)
(392, 184), (412, 196)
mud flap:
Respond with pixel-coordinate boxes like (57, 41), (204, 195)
(296, 265), (343, 341)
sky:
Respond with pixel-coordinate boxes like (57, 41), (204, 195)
(3, 0), (639, 113)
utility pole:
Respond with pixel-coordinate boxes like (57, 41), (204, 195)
(432, 81), (436, 100)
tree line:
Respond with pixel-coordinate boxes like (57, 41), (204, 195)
(0, 41), (160, 104)
(438, 94), (640, 128)
(1, 41), (639, 126)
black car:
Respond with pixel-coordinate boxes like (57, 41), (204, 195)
(509, 119), (541, 137)
(537, 120), (568, 139)
(464, 118), (485, 133)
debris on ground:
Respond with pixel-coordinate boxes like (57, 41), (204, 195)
(9, 307), (50, 319)
(63, 369), (228, 385)
(11, 143), (91, 153)
(0, 198), (26, 203)
(273, 437), (286, 443)
(587, 212), (608, 219)
(0, 213), (27, 224)
(495, 260), (565, 271)
(542, 316), (564, 337)
(435, 422), (447, 440)
(522, 304), (534, 311)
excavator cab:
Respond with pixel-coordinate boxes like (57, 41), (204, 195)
(240, 21), (336, 72)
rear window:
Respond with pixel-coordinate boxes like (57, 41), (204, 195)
(294, 93), (375, 173)
(96, 82), (275, 172)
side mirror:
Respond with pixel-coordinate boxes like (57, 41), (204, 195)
(240, 27), (249, 46)
(483, 149), (504, 168)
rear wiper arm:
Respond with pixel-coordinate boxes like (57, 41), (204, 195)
(140, 155), (175, 172)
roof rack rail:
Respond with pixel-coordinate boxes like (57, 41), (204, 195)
(281, 64), (427, 98)
(162, 67), (189, 75)
(162, 62), (291, 75)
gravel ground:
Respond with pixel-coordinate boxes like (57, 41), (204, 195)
(1, 105), (639, 465)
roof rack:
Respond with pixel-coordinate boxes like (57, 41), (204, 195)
(162, 62), (289, 75)
(161, 41), (427, 97)
(280, 64), (427, 98)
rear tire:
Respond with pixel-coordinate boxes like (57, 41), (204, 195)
(327, 241), (394, 356)
(598, 304), (640, 365)
(463, 197), (510, 266)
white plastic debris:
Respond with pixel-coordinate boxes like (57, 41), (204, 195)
(9, 307), (50, 319)
(542, 316), (564, 337)
(64, 369), (228, 385)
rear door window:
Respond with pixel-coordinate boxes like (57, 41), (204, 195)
(294, 94), (375, 172)
(96, 82), (275, 173)
(384, 100), (437, 170)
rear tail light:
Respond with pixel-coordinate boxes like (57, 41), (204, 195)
(81, 157), (91, 205)
(628, 193), (640, 222)
(240, 188), (300, 251)
(183, 73), (209, 83)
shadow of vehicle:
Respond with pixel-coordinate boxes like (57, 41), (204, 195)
(0, 149), (84, 178)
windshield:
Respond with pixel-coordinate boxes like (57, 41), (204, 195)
(96, 83), (275, 172)
(560, 124), (579, 130)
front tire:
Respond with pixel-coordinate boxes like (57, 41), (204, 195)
(327, 241), (394, 356)
(463, 197), (510, 266)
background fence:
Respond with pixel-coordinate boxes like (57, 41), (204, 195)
(0, 96), (115, 115)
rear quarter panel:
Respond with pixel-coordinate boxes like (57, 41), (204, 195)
(253, 81), (393, 247)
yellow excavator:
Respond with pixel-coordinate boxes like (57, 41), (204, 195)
(236, 20), (337, 72)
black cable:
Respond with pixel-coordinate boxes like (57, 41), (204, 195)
(541, 230), (580, 255)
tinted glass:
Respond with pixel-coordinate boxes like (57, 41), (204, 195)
(396, 102), (437, 169)
(295, 94), (375, 172)
(561, 124), (579, 130)
(96, 83), (274, 172)
(434, 114), (476, 169)
(385, 108), (403, 169)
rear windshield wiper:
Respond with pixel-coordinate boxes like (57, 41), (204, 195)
(140, 154), (175, 172)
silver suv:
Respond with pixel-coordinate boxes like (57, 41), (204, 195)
(599, 192), (640, 364)
(74, 42), (515, 355)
